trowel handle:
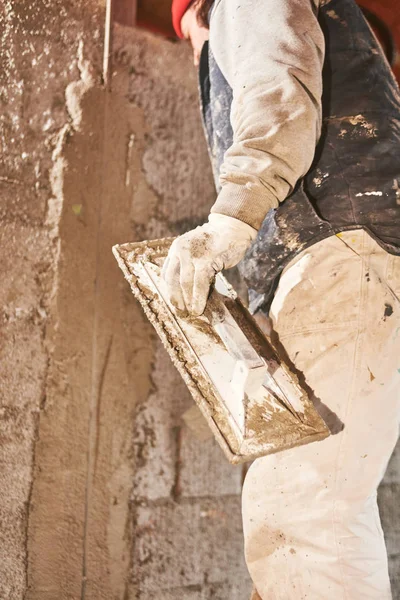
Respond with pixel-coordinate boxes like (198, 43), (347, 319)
(207, 292), (265, 370)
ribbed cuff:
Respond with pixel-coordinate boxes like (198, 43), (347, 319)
(208, 213), (258, 240)
(210, 183), (278, 230)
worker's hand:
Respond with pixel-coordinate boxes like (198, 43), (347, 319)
(162, 213), (257, 316)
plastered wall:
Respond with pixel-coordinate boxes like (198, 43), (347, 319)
(0, 2), (398, 599)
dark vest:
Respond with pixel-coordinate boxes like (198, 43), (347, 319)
(199, 0), (400, 311)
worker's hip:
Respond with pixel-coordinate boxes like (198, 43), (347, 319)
(266, 227), (400, 446)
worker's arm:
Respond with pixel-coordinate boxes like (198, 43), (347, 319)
(163, 0), (324, 315)
(210, 0), (324, 230)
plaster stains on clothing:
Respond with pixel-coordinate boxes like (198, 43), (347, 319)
(392, 179), (400, 204)
(356, 191), (383, 197)
(337, 114), (378, 139)
(312, 169), (329, 187)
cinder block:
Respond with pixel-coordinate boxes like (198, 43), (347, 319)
(133, 498), (250, 594)
(179, 427), (243, 498)
(133, 342), (193, 502)
(132, 400), (176, 501)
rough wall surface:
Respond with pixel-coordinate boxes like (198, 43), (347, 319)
(0, 2), (251, 596)
(111, 27), (251, 600)
(0, 1), (104, 597)
(0, 3), (399, 600)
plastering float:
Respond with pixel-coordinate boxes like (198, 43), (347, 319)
(113, 238), (330, 464)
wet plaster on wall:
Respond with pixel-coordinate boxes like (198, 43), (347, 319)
(0, 1), (103, 598)
(25, 45), (153, 600)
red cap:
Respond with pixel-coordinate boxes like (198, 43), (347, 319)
(172, 0), (192, 38)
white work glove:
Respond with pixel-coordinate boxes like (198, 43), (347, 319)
(162, 213), (257, 316)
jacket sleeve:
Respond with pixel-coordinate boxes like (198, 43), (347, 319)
(209, 0), (324, 230)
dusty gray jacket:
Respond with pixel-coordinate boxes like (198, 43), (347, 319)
(199, 0), (400, 308)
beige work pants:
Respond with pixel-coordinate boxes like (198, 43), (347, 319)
(243, 230), (400, 600)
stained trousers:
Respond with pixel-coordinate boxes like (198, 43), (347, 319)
(243, 230), (400, 600)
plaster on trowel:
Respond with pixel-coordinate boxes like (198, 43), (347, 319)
(113, 237), (330, 464)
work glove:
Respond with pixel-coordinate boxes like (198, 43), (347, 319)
(162, 213), (257, 316)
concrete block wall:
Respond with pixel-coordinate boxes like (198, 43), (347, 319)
(0, 1), (399, 598)
(0, 1), (251, 596)
(111, 27), (251, 599)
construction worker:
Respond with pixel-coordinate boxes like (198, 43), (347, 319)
(164, 0), (400, 598)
